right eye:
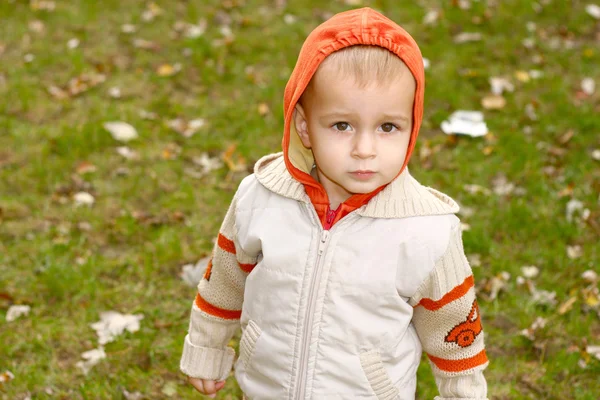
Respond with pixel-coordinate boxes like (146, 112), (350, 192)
(333, 122), (351, 131)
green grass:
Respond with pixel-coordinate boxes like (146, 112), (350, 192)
(1, 0), (599, 399)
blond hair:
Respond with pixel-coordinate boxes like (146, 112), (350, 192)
(299, 46), (411, 107)
(318, 45), (409, 88)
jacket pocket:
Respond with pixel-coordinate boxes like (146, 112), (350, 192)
(359, 349), (400, 400)
(239, 320), (262, 370)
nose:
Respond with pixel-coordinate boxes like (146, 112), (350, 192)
(351, 131), (376, 159)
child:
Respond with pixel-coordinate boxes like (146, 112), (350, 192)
(181, 7), (488, 399)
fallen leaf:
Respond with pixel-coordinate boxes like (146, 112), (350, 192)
(284, 14), (297, 24)
(567, 245), (583, 259)
(463, 184), (492, 196)
(489, 76), (514, 95)
(180, 256), (210, 286)
(6, 305), (31, 322)
(166, 118), (205, 138)
(521, 266), (539, 279)
(453, 32), (482, 43)
(581, 77), (596, 95)
(515, 70), (531, 82)
(75, 347), (106, 375)
(258, 103), (270, 116)
(585, 4), (600, 19)
(142, 2), (163, 22)
(192, 152), (223, 175)
(441, 111), (488, 137)
(67, 38), (80, 49)
(132, 38), (161, 51)
(73, 192), (95, 207)
(481, 94), (506, 110)
(161, 381), (178, 397)
(104, 121), (138, 142)
(0, 370), (14, 384)
(156, 63), (182, 77)
(519, 317), (547, 340)
(76, 161), (97, 175)
(116, 147), (138, 160)
(423, 9), (440, 25)
(587, 345), (600, 360)
(139, 109), (158, 120)
(123, 390), (144, 400)
(582, 270), (598, 283)
(30, 0), (56, 11)
(222, 143), (248, 172)
(557, 129), (575, 144)
(558, 296), (578, 314)
(91, 311), (144, 345)
(121, 24), (137, 34)
(108, 87), (122, 98)
(29, 20), (45, 33)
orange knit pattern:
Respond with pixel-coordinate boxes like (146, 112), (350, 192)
(195, 293), (241, 320)
(427, 349), (488, 373)
(415, 275), (474, 311)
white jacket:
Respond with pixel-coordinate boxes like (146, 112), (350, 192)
(181, 154), (488, 399)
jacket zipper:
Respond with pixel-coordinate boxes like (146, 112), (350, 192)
(294, 228), (330, 399)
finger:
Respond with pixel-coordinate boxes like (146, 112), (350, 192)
(215, 381), (226, 390)
(188, 377), (205, 393)
(203, 379), (216, 394)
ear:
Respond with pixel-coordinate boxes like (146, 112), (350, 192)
(293, 103), (311, 149)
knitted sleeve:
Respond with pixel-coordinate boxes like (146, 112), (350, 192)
(180, 189), (259, 381)
(409, 220), (489, 399)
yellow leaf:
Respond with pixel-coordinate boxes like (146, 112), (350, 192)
(558, 296), (577, 315)
(515, 70), (530, 82)
(258, 103), (270, 116)
(481, 95), (506, 110)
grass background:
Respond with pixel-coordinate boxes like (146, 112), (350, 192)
(1, 0), (599, 399)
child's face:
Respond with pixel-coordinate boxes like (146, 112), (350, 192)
(293, 61), (416, 207)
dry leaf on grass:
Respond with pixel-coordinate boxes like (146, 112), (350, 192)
(116, 146), (139, 160)
(519, 317), (547, 340)
(91, 311), (144, 345)
(581, 78), (596, 95)
(167, 118), (205, 138)
(104, 121), (138, 142)
(6, 305), (31, 322)
(156, 63), (181, 77)
(75, 347), (106, 375)
(567, 245), (583, 259)
(585, 4), (600, 19)
(180, 256), (210, 286)
(441, 111), (488, 137)
(73, 192), (95, 207)
(481, 94), (506, 110)
(454, 32), (482, 43)
(0, 370), (14, 384)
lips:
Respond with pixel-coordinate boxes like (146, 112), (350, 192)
(350, 170), (376, 180)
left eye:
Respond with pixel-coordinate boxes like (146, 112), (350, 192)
(379, 123), (398, 133)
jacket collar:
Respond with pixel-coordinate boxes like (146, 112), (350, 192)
(254, 153), (459, 219)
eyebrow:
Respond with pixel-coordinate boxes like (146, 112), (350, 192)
(319, 112), (411, 123)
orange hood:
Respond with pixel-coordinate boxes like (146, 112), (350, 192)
(281, 7), (425, 227)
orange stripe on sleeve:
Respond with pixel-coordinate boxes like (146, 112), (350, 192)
(415, 275), (474, 311)
(195, 293), (241, 320)
(427, 349), (488, 373)
(239, 262), (256, 273)
(203, 259), (213, 280)
(217, 233), (236, 254)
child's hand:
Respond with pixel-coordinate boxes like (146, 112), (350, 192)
(187, 377), (226, 398)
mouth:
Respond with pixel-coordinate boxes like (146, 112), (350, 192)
(350, 170), (376, 180)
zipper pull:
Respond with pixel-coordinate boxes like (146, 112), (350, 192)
(318, 230), (330, 255)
